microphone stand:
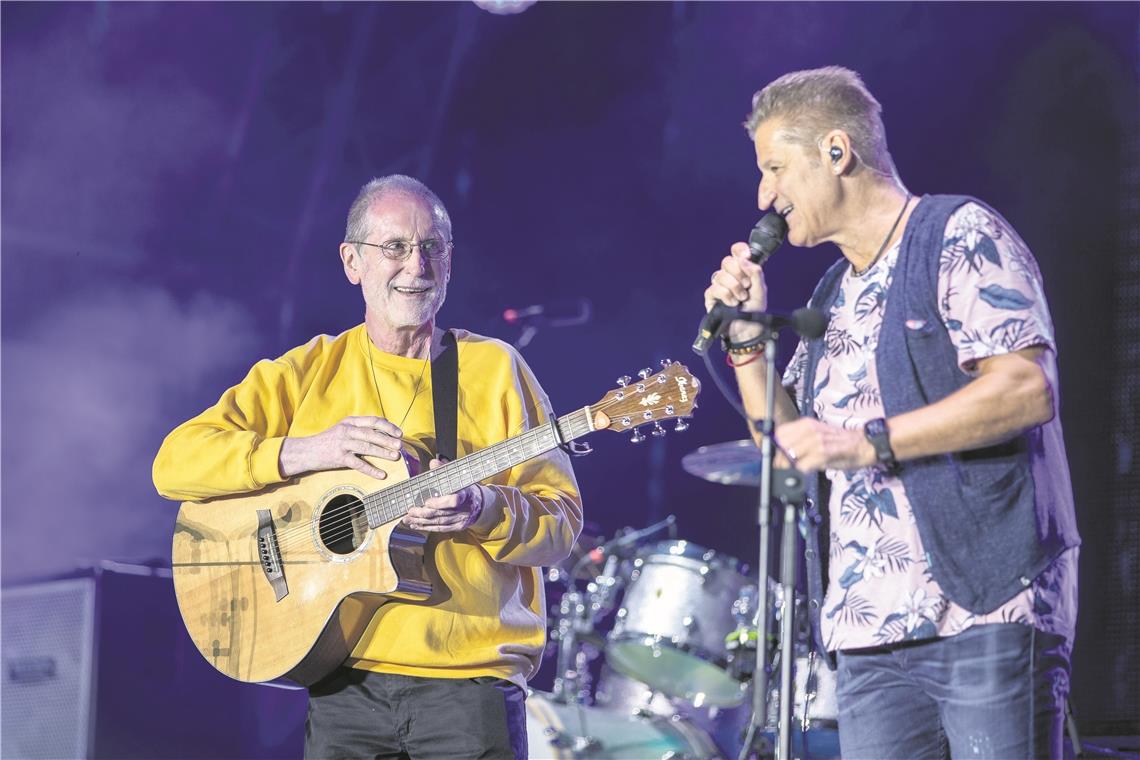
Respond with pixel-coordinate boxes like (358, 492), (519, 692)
(736, 332), (805, 760)
(697, 303), (825, 760)
(773, 465), (806, 760)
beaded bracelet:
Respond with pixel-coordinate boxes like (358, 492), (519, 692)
(723, 334), (765, 355)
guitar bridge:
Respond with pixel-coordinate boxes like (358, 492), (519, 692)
(256, 509), (288, 601)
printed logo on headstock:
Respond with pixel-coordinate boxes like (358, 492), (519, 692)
(675, 376), (690, 403)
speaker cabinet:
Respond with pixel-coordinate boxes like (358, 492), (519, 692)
(2, 578), (97, 759)
(2, 564), (306, 759)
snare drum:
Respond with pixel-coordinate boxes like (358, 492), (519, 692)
(606, 541), (750, 707)
(525, 690), (718, 759)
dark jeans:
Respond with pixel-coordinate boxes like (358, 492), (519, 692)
(836, 624), (1070, 759)
(305, 669), (527, 760)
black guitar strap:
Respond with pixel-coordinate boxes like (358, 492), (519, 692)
(430, 329), (459, 462)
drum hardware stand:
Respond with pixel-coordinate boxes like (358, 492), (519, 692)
(553, 515), (679, 703)
(796, 647), (820, 760)
(734, 333), (809, 760)
(552, 589), (597, 704)
(549, 516), (679, 753)
(1064, 698), (1083, 757)
(800, 650), (818, 735)
(550, 585), (607, 752)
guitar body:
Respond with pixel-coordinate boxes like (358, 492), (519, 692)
(168, 362), (700, 686)
(171, 456), (432, 686)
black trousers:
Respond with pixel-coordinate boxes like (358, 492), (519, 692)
(305, 669), (527, 760)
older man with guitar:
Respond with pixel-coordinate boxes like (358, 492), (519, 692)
(154, 175), (596, 759)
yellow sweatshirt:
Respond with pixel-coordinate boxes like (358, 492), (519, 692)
(153, 325), (582, 687)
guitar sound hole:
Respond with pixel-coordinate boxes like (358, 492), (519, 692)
(319, 494), (368, 555)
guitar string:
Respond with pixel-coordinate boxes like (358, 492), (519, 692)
(268, 397), (623, 555)
(267, 389), (685, 557)
(293, 387), (693, 552)
(271, 421), (562, 554)
(286, 387), (692, 554)
(267, 408), (578, 553)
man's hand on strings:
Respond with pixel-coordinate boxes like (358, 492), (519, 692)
(403, 458), (489, 532)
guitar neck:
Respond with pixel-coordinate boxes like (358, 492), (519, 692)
(361, 407), (593, 529)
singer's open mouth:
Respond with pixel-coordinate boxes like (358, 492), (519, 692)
(779, 204), (794, 218)
(393, 285), (431, 295)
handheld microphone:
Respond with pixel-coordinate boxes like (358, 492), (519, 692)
(692, 213), (789, 355)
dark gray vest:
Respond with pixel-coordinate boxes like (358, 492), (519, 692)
(801, 194), (1080, 656)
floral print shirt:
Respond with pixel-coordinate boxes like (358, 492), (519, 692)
(784, 202), (1078, 652)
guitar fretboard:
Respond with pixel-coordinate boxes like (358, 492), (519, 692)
(361, 407), (593, 528)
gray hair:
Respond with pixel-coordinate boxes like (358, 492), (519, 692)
(744, 66), (897, 178)
(344, 175), (453, 243)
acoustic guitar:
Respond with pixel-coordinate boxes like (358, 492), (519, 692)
(171, 362), (700, 685)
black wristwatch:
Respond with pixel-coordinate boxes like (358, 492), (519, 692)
(863, 417), (901, 474)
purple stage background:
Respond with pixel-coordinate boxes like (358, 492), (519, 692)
(3, 0), (1137, 748)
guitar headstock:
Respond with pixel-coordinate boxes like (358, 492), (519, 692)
(589, 361), (701, 442)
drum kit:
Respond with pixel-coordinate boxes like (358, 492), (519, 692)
(526, 441), (840, 760)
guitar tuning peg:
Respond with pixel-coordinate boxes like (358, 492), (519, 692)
(674, 418), (689, 433)
(651, 422), (667, 438)
(616, 375), (632, 387)
(638, 368), (652, 380)
(658, 358), (673, 368)
(630, 427), (646, 444)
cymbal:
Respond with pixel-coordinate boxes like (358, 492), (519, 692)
(681, 439), (760, 486)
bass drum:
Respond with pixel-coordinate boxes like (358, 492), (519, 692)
(525, 690), (719, 760)
(594, 666), (751, 760)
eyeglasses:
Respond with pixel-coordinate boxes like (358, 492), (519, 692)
(347, 238), (453, 261)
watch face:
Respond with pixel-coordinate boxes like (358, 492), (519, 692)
(864, 418), (898, 471)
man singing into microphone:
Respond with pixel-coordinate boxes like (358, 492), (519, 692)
(704, 67), (1078, 758)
